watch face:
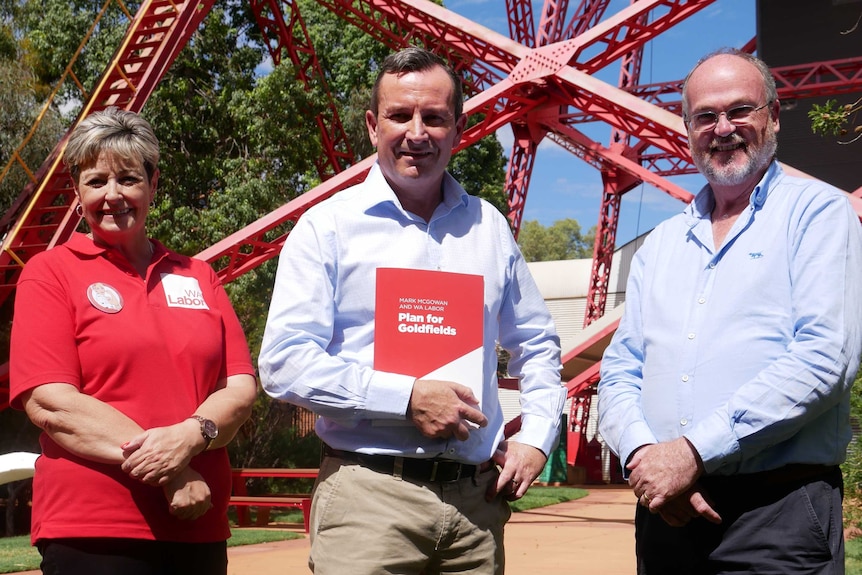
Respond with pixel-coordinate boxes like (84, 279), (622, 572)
(203, 419), (218, 439)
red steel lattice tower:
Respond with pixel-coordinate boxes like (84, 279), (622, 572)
(1, 1), (861, 465)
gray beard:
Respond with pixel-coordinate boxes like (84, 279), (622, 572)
(695, 133), (777, 187)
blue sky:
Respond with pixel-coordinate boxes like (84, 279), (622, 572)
(444, 0), (756, 246)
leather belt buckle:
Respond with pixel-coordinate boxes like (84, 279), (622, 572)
(324, 445), (489, 483)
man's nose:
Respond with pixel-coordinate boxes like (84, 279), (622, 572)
(712, 112), (737, 137)
(406, 114), (428, 140)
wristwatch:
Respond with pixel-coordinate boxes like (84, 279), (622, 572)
(190, 415), (218, 450)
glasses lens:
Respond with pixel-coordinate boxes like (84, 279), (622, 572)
(689, 104), (765, 132)
(692, 112), (718, 131)
(726, 105), (756, 122)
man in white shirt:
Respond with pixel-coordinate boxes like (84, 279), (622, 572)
(259, 46), (565, 574)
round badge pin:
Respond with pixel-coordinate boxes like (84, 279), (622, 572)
(87, 282), (124, 314)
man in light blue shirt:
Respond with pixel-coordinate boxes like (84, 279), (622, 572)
(599, 48), (862, 574)
(259, 47), (564, 574)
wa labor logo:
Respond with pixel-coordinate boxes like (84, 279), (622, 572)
(160, 274), (210, 310)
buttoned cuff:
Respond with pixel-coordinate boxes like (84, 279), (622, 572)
(364, 371), (416, 420)
(617, 420), (658, 476)
(684, 411), (741, 474)
(516, 413), (563, 457)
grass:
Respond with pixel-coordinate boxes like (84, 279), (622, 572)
(0, 487), (588, 573)
(847, 491), (862, 575)
(0, 537), (38, 575)
(0, 529), (302, 574)
(849, 538), (862, 575)
(510, 486), (589, 512)
(227, 529), (302, 547)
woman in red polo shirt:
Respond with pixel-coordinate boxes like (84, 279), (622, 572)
(9, 107), (258, 575)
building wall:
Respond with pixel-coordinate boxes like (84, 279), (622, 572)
(527, 235), (644, 351)
(503, 236), (646, 445)
(757, 0), (862, 193)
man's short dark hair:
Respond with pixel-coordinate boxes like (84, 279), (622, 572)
(369, 46), (464, 119)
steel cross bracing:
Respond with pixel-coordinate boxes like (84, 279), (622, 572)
(203, 0), (716, 279)
(0, 0), (217, 304)
(1, 0), (859, 419)
(248, 0), (355, 179)
(582, 0), (647, 327)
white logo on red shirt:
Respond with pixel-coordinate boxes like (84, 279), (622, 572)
(160, 274), (210, 310)
(87, 282), (124, 314)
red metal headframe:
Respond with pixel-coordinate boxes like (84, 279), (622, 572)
(2, 0), (861, 417)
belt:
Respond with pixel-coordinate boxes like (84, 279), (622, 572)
(701, 464), (840, 491)
(323, 445), (492, 483)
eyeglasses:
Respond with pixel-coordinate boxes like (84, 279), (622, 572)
(685, 102), (771, 133)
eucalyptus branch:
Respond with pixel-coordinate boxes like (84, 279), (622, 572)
(809, 96), (862, 144)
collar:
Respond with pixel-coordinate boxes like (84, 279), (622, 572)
(686, 160), (782, 225)
(62, 232), (175, 263)
(356, 163), (470, 219)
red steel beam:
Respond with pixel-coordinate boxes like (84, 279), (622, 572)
(0, 0), (216, 306)
(248, 0), (354, 179)
(507, 0), (536, 48)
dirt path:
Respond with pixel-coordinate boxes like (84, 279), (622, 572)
(225, 486), (637, 574)
(16, 486), (638, 574)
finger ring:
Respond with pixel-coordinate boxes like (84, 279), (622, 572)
(642, 493), (650, 505)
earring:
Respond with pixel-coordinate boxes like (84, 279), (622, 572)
(75, 204), (83, 217)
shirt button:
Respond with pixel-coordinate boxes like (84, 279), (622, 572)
(681, 375), (689, 382)
(687, 333), (695, 340)
(698, 298), (706, 304)
(680, 418), (688, 426)
(709, 263), (716, 269)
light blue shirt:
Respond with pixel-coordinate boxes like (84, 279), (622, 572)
(259, 163), (565, 464)
(599, 162), (862, 476)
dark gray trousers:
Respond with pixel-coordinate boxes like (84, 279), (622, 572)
(635, 466), (844, 575)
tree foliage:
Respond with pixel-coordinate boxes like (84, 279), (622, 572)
(16, 0), (132, 108)
(517, 218), (596, 262)
(807, 9), (861, 146)
(809, 97), (862, 145)
(0, 0), (510, 476)
(0, 59), (65, 215)
(842, 368), (862, 535)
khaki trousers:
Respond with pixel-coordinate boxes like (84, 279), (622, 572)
(308, 454), (510, 574)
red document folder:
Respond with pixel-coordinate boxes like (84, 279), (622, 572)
(374, 267), (485, 408)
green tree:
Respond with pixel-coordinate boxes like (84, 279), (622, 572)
(0, 0), (510, 477)
(843, 368), (862, 534)
(0, 59), (65, 215)
(17, 0), (130, 109)
(450, 115), (509, 215)
(808, 9), (861, 145)
(142, 8), (320, 255)
(809, 97), (862, 145)
(517, 218), (596, 262)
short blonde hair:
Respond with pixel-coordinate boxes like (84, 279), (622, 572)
(64, 107), (160, 183)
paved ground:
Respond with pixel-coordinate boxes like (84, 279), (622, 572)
(18, 486), (638, 574)
(226, 485), (637, 574)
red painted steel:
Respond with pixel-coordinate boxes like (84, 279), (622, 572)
(1, 1), (857, 434)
